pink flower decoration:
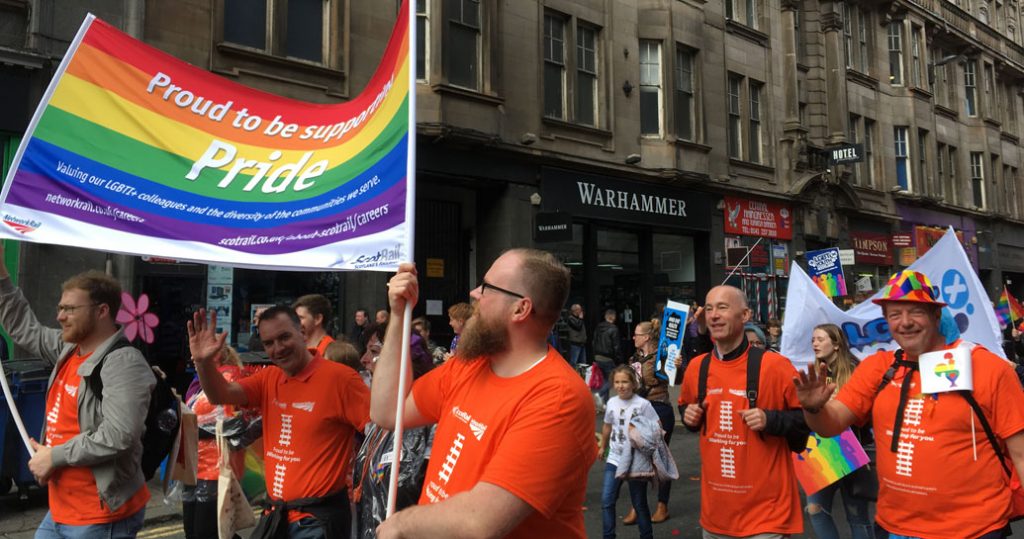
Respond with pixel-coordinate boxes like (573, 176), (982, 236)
(116, 292), (160, 344)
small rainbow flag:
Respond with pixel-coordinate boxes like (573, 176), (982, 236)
(0, 2), (415, 271)
(995, 287), (1024, 328)
(792, 429), (870, 495)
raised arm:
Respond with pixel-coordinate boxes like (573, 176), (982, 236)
(793, 362), (858, 437)
(188, 309), (248, 406)
(376, 481), (534, 539)
(370, 262), (430, 430)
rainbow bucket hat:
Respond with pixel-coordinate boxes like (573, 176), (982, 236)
(871, 270), (947, 306)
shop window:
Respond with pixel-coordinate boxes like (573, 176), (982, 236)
(652, 233), (697, 307)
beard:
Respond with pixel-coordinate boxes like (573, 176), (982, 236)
(62, 316), (96, 344)
(456, 311), (509, 360)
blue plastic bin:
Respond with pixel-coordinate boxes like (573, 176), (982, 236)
(1, 359), (51, 489)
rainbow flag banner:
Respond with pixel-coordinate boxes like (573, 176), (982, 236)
(995, 286), (1024, 328)
(0, 2), (414, 271)
(792, 428), (870, 495)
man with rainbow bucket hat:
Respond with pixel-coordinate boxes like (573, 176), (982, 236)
(795, 269), (1024, 539)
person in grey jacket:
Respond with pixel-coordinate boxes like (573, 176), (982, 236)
(0, 248), (155, 539)
(565, 304), (587, 367)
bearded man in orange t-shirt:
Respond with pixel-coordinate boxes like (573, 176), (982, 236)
(796, 270), (1024, 539)
(372, 248), (597, 539)
(679, 285), (807, 539)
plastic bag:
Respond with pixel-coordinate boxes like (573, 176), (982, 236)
(587, 363), (604, 391)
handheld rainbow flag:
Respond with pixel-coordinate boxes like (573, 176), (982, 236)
(0, 3), (414, 271)
(995, 286), (1024, 328)
(792, 429), (870, 495)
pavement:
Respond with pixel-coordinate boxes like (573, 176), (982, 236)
(2, 383), (1023, 538)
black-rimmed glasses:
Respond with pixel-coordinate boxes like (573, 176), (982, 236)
(479, 279), (525, 299)
(57, 303), (98, 315)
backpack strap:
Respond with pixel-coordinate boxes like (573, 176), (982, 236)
(87, 338), (135, 400)
(746, 345), (764, 409)
(960, 391), (1014, 479)
(696, 354), (712, 434)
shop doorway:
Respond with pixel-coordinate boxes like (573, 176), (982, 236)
(139, 272), (204, 394)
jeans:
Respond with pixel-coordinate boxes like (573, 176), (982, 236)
(602, 462), (652, 539)
(569, 344), (586, 367)
(595, 357), (615, 402)
(650, 401), (675, 504)
(878, 526), (1008, 539)
(807, 476), (873, 539)
(287, 517), (326, 539)
(35, 508), (145, 539)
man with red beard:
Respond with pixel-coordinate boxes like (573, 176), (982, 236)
(0, 251), (155, 538)
(372, 248), (597, 539)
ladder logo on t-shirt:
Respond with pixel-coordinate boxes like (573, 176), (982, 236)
(720, 447), (736, 479)
(278, 414), (293, 447)
(272, 463), (287, 499)
(438, 432), (466, 484)
(46, 393), (62, 426)
(718, 401), (734, 432)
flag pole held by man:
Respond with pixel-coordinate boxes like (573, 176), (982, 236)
(795, 269), (1024, 539)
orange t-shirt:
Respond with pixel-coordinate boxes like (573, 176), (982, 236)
(44, 350), (149, 524)
(678, 347), (802, 536)
(238, 356), (369, 515)
(189, 365), (244, 481)
(411, 346), (597, 539)
(836, 343), (1024, 539)
(312, 335), (335, 358)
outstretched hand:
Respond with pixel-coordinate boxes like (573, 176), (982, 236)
(187, 308), (226, 367)
(387, 262), (419, 314)
(793, 362), (835, 411)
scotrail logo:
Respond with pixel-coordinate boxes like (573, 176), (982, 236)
(3, 214), (41, 234)
(352, 244), (402, 269)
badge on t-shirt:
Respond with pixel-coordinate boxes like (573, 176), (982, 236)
(919, 345), (973, 394)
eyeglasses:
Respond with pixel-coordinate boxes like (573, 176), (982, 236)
(478, 279), (525, 299)
(57, 303), (98, 315)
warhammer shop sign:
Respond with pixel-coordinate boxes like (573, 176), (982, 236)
(540, 168), (712, 229)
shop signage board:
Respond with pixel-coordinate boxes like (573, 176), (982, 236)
(851, 232), (893, 265)
(723, 196), (793, 240)
(827, 143), (864, 165)
(534, 211), (573, 242)
(892, 234), (913, 247)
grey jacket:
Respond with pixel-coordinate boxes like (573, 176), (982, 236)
(0, 277), (155, 510)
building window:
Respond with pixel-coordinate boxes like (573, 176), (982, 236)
(675, 46), (696, 141)
(844, 4), (854, 69)
(749, 81), (763, 164)
(917, 129), (928, 193)
(948, 146), (959, 205)
(858, 9), (870, 72)
(416, 0), (428, 81)
(543, 13), (566, 119)
(640, 40), (662, 136)
(223, 0), (328, 64)
(727, 73), (743, 159)
(864, 118), (876, 188)
(575, 25), (598, 126)
(937, 143), (947, 200)
(849, 114), (860, 184)
(911, 25), (924, 89)
(984, 63), (996, 118)
(795, 9), (806, 64)
(970, 151), (986, 208)
(965, 60), (978, 116)
(726, 0), (759, 28)
(932, 48), (948, 106)
(445, 0), (481, 90)
(888, 22), (904, 86)
(894, 126), (911, 191)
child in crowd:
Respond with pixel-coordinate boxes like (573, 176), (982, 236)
(597, 366), (658, 539)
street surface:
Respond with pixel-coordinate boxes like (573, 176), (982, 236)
(2, 384), (1022, 538)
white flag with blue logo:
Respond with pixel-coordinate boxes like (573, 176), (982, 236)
(780, 227), (1003, 368)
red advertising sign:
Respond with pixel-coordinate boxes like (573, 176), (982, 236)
(915, 226), (965, 257)
(723, 197), (793, 240)
(851, 232), (893, 265)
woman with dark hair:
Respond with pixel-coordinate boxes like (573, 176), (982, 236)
(806, 323), (873, 539)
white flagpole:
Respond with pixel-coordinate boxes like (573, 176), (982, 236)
(386, 0), (417, 518)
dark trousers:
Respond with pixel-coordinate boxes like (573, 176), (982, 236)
(183, 500), (220, 539)
(650, 401), (675, 504)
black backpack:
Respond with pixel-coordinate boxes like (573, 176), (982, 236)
(87, 339), (180, 481)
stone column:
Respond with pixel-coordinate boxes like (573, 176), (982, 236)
(821, 4), (848, 144)
(781, 0), (801, 132)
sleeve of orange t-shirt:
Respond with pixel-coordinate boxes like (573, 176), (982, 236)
(765, 354), (802, 409)
(337, 367), (371, 431)
(678, 353), (704, 406)
(237, 365), (271, 412)
(979, 351), (1024, 440)
(835, 352), (890, 424)
(478, 382), (592, 518)
(410, 358), (456, 422)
